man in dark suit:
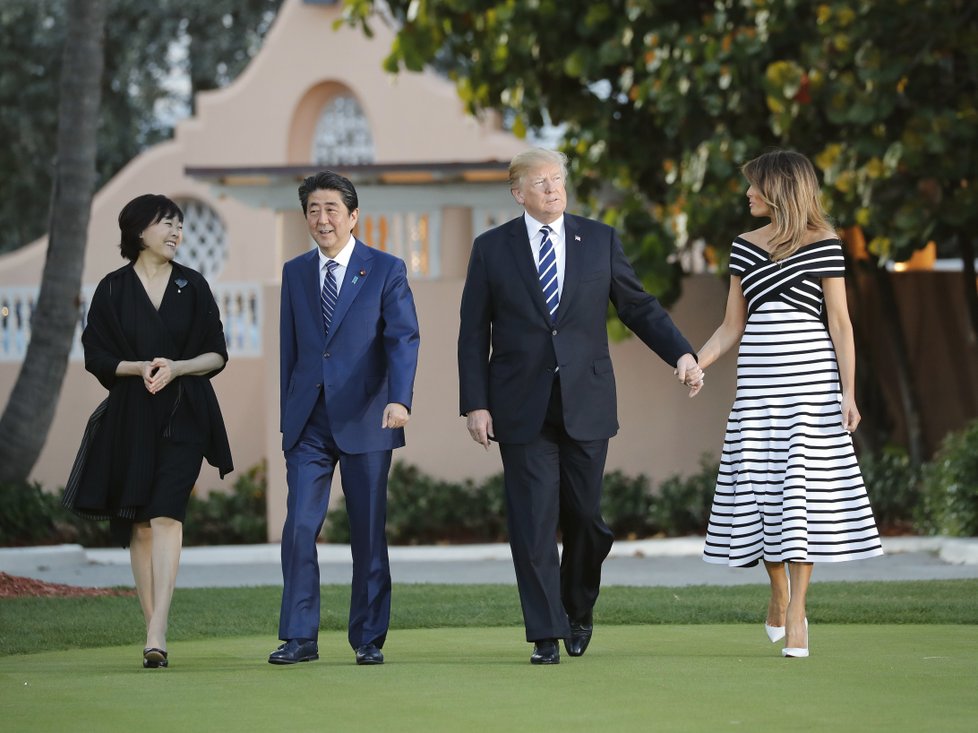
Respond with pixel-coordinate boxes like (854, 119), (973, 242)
(458, 148), (702, 664)
(269, 171), (420, 666)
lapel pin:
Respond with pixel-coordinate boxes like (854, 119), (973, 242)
(174, 277), (188, 293)
(574, 235), (581, 242)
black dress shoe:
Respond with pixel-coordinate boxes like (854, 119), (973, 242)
(565, 621), (593, 657)
(530, 640), (560, 665)
(355, 643), (384, 665)
(268, 638), (319, 665)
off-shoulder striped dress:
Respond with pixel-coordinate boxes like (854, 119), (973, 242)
(702, 237), (883, 566)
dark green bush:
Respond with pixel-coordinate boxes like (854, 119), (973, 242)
(916, 419), (978, 537)
(183, 461), (268, 545)
(859, 446), (920, 534)
(324, 462), (508, 545)
(0, 480), (59, 546)
(648, 456), (719, 537)
(0, 480), (112, 547)
(601, 470), (655, 539)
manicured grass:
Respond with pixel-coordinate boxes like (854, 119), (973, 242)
(1, 625), (975, 733)
(1, 580), (976, 657)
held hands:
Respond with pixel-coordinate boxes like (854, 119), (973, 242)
(674, 353), (705, 398)
(144, 358), (180, 394)
(466, 409), (494, 450)
(382, 403), (410, 429)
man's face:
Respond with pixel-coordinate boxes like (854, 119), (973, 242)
(512, 163), (567, 224)
(306, 188), (358, 257)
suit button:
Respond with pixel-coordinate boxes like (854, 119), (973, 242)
(551, 329), (557, 336)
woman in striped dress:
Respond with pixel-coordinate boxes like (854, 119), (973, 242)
(691, 150), (883, 657)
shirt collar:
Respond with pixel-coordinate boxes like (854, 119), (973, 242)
(318, 235), (356, 270)
(524, 213), (564, 244)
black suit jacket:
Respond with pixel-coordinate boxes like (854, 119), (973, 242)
(458, 213), (693, 444)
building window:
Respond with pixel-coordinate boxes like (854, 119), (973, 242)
(175, 199), (228, 281)
(358, 210), (438, 279)
(312, 95), (375, 165)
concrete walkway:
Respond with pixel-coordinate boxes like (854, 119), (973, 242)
(2, 536), (977, 589)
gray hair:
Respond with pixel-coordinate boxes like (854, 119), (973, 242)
(509, 148), (568, 189)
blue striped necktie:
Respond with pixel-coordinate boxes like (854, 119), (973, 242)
(538, 225), (559, 322)
(321, 259), (339, 335)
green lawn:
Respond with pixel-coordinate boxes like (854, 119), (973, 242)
(2, 625), (975, 732)
(2, 580), (976, 657)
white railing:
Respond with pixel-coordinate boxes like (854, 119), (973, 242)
(0, 282), (263, 363)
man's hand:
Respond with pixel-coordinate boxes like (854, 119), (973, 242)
(466, 409), (494, 450)
(674, 353), (704, 398)
(382, 403), (410, 429)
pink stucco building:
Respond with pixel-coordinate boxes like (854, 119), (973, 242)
(0, 0), (736, 540)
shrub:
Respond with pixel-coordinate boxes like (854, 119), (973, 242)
(0, 480), (58, 546)
(648, 456), (719, 537)
(324, 463), (508, 545)
(859, 446), (920, 534)
(601, 470), (655, 539)
(916, 419), (978, 537)
(183, 461), (268, 546)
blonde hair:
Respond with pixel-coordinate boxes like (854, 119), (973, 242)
(509, 148), (568, 190)
(741, 150), (833, 261)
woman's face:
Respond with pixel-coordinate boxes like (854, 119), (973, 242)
(746, 184), (771, 218)
(140, 215), (183, 262)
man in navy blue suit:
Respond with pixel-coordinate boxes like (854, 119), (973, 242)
(458, 148), (702, 664)
(269, 171), (420, 666)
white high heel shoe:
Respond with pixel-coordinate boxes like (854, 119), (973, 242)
(765, 624), (785, 643)
(781, 618), (809, 657)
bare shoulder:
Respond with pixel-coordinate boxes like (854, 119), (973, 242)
(804, 228), (840, 245)
(736, 225), (773, 249)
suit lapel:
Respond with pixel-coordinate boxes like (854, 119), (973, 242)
(508, 218), (553, 324)
(324, 239), (372, 348)
(556, 215), (583, 324)
(299, 250), (325, 340)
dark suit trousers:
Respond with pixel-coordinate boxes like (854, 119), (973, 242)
(279, 394), (393, 649)
(499, 377), (615, 642)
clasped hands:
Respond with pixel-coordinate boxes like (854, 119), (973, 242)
(675, 353), (705, 398)
(141, 358), (179, 394)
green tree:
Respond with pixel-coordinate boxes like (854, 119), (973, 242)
(0, 0), (107, 483)
(0, 0), (282, 254)
(340, 0), (978, 463)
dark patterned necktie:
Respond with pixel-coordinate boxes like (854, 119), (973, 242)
(321, 259), (339, 335)
(538, 225), (559, 322)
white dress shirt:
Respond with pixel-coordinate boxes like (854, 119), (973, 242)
(524, 213), (565, 298)
(318, 235), (356, 295)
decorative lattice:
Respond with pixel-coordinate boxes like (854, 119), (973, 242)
(312, 95), (375, 165)
(175, 199), (228, 281)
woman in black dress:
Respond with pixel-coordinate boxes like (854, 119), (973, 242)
(65, 194), (233, 668)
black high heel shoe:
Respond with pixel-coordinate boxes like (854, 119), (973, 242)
(143, 647), (168, 668)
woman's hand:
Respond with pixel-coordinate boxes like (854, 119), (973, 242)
(841, 392), (861, 433)
(146, 357), (180, 394)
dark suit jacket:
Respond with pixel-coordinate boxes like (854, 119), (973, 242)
(280, 239), (420, 454)
(458, 213), (693, 444)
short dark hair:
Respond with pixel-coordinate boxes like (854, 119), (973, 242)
(298, 171), (358, 215)
(118, 194), (183, 262)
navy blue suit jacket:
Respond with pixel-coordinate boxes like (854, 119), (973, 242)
(458, 214), (693, 444)
(280, 239), (420, 454)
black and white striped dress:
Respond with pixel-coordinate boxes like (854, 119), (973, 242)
(703, 237), (883, 566)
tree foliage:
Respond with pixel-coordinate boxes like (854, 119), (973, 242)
(341, 0), (978, 288)
(0, 0), (107, 483)
(340, 0), (978, 458)
(0, 0), (282, 254)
